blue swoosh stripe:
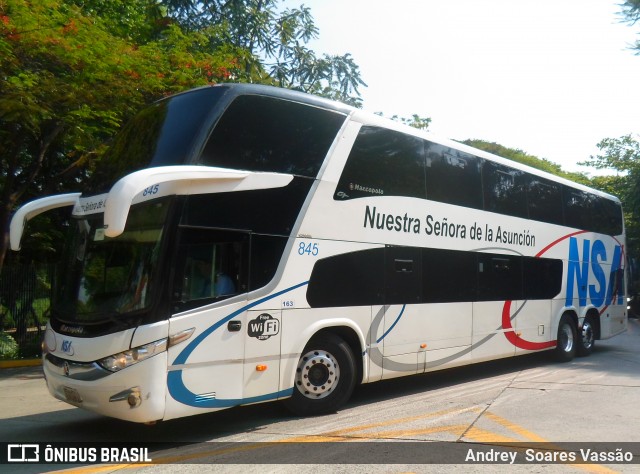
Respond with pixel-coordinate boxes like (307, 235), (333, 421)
(376, 305), (406, 344)
(167, 281), (308, 408)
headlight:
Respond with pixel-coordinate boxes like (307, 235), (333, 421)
(97, 339), (167, 372)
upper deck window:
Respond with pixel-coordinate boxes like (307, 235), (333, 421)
(334, 126), (426, 200)
(200, 95), (346, 178)
(482, 161), (528, 219)
(425, 142), (484, 210)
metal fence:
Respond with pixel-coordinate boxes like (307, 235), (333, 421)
(0, 264), (54, 359)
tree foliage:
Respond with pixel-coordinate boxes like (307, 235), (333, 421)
(0, 0), (258, 267)
(460, 140), (590, 184)
(162, 0), (367, 106)
(620, 0), (640, 53)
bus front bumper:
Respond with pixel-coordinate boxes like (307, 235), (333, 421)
(43, 352), (168, 423)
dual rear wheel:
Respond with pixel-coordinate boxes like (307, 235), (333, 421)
(554, 314), (596, 362)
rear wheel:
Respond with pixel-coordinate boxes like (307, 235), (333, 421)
(577, 315), (596, 356)
(284, 333), (356, 416)
(554, 314), (577, 362)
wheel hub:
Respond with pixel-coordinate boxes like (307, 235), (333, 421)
(581, 321), (594, 349)
(294, 349), (340, 399)
(560, 324), (574, 352)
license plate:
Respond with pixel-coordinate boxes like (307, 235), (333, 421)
(63, 386), (83, 404)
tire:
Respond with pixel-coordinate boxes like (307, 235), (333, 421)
(283, 333), (356, 416)
(577, 315), (596, 357)
(554, 314), (577, 362)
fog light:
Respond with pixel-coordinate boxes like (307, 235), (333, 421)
(110, 386), (142, 408)
(127, 392), (141, 408)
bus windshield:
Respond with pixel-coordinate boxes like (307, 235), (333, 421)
(53, 200), (169, 323)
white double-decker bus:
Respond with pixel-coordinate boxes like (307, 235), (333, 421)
(10, 84), (627, 423)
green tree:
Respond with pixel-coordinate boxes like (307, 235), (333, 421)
(375, 112), (432, 131)
(460, 139), (590, 184)
(161, 0), (366, 106)
(0, 0), (240, 268)
(621, 0), (640, 53)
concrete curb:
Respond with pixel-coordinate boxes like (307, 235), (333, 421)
(0, 358), (42, 369)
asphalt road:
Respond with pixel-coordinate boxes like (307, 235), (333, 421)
(1, 318), (639, 474)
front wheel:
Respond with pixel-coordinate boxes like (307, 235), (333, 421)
(554, 314), (577, 362)
(577, 315), (596, 357)
(283, 333), (356, 416)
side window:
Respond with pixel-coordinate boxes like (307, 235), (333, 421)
(306, 247), (564, 307)
(200, 95), (346, 177)
(483, 162), (528, 219)
(523, 257), (563, 299)
(181, 178), (313, 236)
(172, 229), (248, 312)
(306, 248), (384, 308)
(477, 254), (523, 301)
(592, 197), (623, 236)
(334, 126), (426, 200)
(422, 248), (477, 303)
(563, 186), (595, 231)
(528, 177), (563, 226)
(425, 142), (483, 209)
(249, 234), (288, 291)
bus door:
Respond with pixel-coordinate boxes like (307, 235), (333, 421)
(166, 229), (249, 414)
(244, 309), (282, 400)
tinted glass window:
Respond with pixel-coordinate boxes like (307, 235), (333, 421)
(527, 177), (563, 225)
(477, 254), (523, 301)
(172, 228), (249, 313)
(249, 235), (288, 291)
(563, 186), (596, 231)
(425, 142), (484, 209)
(523, 257), (562, 299)
(306, 248), (384, 307)
(201, 95), (345, 177)
(180, 177), (313, 236)
(422, 248), (477, 303)
(334, 127), (426, 200)
(592, 197), (623, 236)
(306, 247), (563, 307)
(88, 87), (225, 193)
(483, 162), (528, 219)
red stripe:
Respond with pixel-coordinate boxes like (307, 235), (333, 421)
(502, 300), (557, 350)
(535, 230), (589, 258)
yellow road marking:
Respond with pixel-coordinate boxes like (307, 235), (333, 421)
(482, 412), (548, 442)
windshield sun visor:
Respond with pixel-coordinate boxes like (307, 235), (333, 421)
(10, 193), (81, 251)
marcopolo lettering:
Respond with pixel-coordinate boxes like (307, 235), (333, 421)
(565, 237), (623, 307)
